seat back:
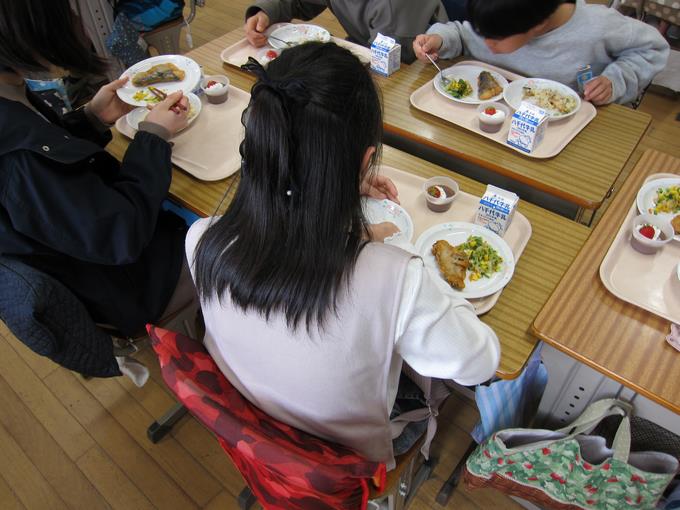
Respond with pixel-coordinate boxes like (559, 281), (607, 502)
(147, 325), (387, 510)
(0, 256), (119, 377)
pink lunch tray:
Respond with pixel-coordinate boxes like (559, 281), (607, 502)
(115, 86), (250, 181)
(220, 36), (371, 69)
(381, 165), (532, 315)
(599, 173), (680, 324)
(409, 60), (597, 159)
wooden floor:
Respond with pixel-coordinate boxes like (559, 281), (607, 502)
(0, 322), (521, 510)
(2, 1), (678, 509)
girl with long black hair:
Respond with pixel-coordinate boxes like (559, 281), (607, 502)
(187, 42), (499, 469)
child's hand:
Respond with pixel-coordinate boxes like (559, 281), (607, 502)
(583, 76), (613, 105)
(413, 34), (443, 61)
(145, 91), (189, 136)
(360, 174), (399, 204)
(245, 11), (270, 47)
(88, 77), (134, 124)
(367, 222), (400, 242)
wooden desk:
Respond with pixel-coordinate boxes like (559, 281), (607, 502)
(183, 27), (650, 218)
(532, 149), (680, 414)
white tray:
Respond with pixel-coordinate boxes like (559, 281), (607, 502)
(600, 172), (680, 324)
(409, 60), (597, 159)
(381, 166), (532, 314)
(115, 86), (249, 181)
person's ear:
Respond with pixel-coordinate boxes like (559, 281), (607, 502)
(361, 146), (376, 175)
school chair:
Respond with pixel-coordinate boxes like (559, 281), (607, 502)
(0, 256), (135, 377)
(147, 325), (437, 510)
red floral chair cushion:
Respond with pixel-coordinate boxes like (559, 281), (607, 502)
(147, 325), (386, 510)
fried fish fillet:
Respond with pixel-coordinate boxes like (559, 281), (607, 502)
(432, 240), (469, 289)
(132, 63), (186, 87)
(672, 215), (680, 235)
(478, 71), (503, 100)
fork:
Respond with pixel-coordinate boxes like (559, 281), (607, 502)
(267, 34), (294, 48)
(424, 53), (451, 87)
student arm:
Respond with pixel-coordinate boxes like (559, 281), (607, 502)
(1, 131), (172, 265)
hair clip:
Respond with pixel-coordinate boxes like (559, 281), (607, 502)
(286, 190), (292, 196)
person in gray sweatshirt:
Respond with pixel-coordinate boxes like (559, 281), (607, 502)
(413, 0), (669, 105)
(244, 0), (448, 63)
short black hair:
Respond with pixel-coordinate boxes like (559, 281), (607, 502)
(0, 0), (107, 75)
(468, 0), (565, 39)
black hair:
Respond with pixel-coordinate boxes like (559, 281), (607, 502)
(0, 0), (107, 75)
(468, 0), (565, 39)
(193, 42), (382, 331)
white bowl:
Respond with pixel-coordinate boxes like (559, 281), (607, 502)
(476, 102), (509, 133)
(503, 78), (581, 121)
(201, 75), (230, 104)
(422, 176), (459, 213)
(125, 92), (202, 131)
(630, 214), (674, 254)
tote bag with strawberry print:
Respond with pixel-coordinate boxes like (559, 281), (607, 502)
(464, 399), (678, 510)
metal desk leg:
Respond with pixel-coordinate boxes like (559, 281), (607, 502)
(435, 441), (477, 506)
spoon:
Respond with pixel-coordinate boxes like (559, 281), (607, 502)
(268, 34), (295, 48)
(424, 53), (451, 87)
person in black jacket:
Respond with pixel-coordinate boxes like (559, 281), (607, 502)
(0, 0), (194, 337)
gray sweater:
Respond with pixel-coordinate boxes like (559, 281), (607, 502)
(246, 0), (448, 63)
(428, 0), (669, 104)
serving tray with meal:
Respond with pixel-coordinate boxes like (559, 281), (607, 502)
(377, 166), (531, 314)
(220, 23), (371, 69)
(410, 60), (597, 159)
(599, 173), (680, 324)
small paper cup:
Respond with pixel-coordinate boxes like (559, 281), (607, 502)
(202, 75), (230, 104)
(422, 176), (459, 213)
(630, 214), (673, 254)
(477, 102), (509, 133)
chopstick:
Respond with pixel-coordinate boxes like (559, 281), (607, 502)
(148, 86), (187, 113)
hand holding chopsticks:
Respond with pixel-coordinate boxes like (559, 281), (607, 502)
(148, 86), (187, 114)
(145, 90), (190, 136)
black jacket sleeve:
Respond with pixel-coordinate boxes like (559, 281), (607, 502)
(2, 131), (172, 266)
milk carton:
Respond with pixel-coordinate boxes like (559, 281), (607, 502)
(506, 101), (549, 153)
(370, 33), (401, 76)
(475, 185), (519, 237)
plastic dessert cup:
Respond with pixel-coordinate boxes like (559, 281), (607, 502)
(477, 102), (509, 133)
(630, 213), (673, 255)
(422, 176), (459, 213)
(202, 75), (230, 104)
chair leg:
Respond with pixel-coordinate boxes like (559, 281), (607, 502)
(237, 487), (257, 510)
(435, 441), (477, 506)
(386, 455), (436, 510)
(147, 402), (187, 443)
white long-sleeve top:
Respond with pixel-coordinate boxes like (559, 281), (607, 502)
(186, 218), (500, 417)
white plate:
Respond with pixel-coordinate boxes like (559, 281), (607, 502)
(125, 93), (202, 132)
(636, 176), (680, 241)
(503, 78), (581, 120)
(433, 64), (508, 105)
(117, 55), (202, 107)
(415, 222), (515, 299)
(362, 198), (414, 243)
(268, 24), (331, 49)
